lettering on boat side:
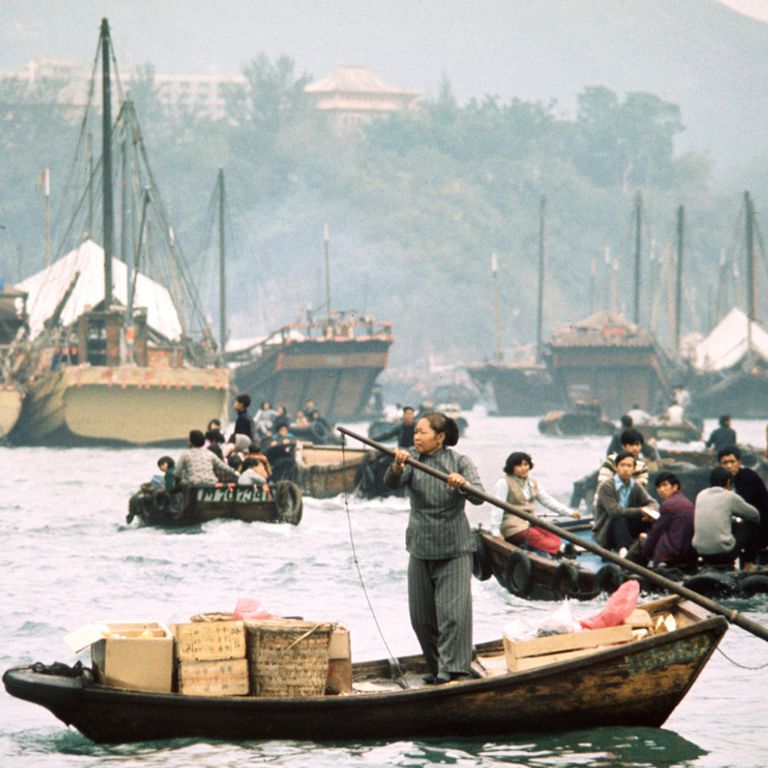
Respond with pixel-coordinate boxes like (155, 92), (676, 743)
(626, 636), (710, 674)
(196, 487), (264, 503)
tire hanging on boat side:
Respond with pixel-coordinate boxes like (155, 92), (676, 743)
(552, 560), (580, 598)
(736, 574), (768, 597)
(273, 480), (303, 525)
(596, 563), (624, 594)
(504, 550), (533, 597)
(471, 531), (493, 581)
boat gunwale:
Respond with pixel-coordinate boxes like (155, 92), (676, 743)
(4, 601), (727, 710)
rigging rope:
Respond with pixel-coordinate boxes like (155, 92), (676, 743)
(340, 435), (406, 685)
(716, 644), (768, 671)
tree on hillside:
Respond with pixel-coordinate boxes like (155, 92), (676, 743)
(573, 86), (687, 190)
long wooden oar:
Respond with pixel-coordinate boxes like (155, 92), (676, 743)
(339, 425), (768, 643)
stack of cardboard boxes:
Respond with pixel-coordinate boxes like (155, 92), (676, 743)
(82, 618), (352, 697)
(173, 620), (250, 696)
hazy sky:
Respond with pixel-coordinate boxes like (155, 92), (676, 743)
(2, 1), (767, 169)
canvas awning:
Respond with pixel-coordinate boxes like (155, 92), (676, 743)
(17, 239), (183, 341)
(693, 307), (768, 372)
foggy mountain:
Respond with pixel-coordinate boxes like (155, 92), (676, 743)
(1, 0), (767, 173)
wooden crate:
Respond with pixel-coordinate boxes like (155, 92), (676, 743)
(504, 624), (634, 672)
(177, 658), (249, 696)
(173, 620), (246, 662)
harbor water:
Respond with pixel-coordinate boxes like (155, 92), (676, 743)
(1, 412), (766, 767)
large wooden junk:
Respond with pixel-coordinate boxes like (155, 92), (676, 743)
(0, 284), (28, 438)
(232, 312), (392, 423)
(10, 20), (228, 446)
(547, 310), (671, 419)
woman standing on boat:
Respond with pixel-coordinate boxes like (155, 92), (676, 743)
(384, 412), (484, 685)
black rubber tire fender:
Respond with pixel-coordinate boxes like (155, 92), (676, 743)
(736, 574), (768, 597)
(310, 420), (330, 443)
(504, 550), (533, 597)
(596, 563), (624, 594)
(681, 570), (737, 598)
(471, 531), (493, 581)
(552, 560), (581, 598)
(273, 480), (303, 525)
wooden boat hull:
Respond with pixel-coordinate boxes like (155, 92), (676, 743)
(296, 445), (374, 498)
(467, 363), (562, 416)
(0, 385), (23, 439)
(233, 337), (391, 423)
(12, 365), (230, 446)
(538, 411), (615, 437)
(476, 528), (608, 601)
(691, 370), (768, 419)
(2, 597), (727, 744)
(636, 421), (702, 443)
(127, 482), (303, 527)
(479, 527), (768, 601)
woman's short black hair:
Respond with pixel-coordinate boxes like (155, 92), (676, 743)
(503, 451), (533, 474)
(418, 412), (460, 446)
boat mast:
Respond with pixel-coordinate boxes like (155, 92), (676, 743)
(491, 253), (501, 362)
(121, 128), (132, 362)
(633, 190), (642, 325)
(41, 168), (51, 267)
(674, 204), (684, 354)
(101, 18), (114, 307)
(323, 222), (331, 319)
(536, 195), (546, 363)
(218, 168), (227, 353)
(745, 191), (756, 367)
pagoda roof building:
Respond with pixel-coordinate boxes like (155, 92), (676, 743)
(305, 64), (420, 128)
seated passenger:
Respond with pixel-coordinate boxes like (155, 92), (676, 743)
(292, 410), (310, 430)
(693, 466), (760, 568)
(491, 451), (581, 556)
(174, 429), (239, 487)
(594, 428), (651, 505)
(593, 451), (658, 554)
(254, 400), (277, 437)
(238, 457), (270, 498)
(640, 471), (695, 567)
(156, 455), (176, 492)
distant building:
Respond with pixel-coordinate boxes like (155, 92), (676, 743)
(1, 59), (419, 126)
(1, 58), (243, 120)
(305, 64), (420, 130)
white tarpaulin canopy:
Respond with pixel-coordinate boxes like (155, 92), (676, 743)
(693, 307), (768, 372)
(17, 239), (183, 341)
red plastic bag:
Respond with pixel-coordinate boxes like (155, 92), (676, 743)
(579, 579), (639, 630)
(233, 597), (272, 621)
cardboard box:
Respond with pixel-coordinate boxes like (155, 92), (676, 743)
(90, 622), (174, 693)
(173, 620), (246, 662)
(326, 626), (352, 694)
(177, 658), (250, 696)
(326, 658), (353, 694)
(328, 627), (351, 660)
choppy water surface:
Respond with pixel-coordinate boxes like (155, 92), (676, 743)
(1, 413), (766, 767)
